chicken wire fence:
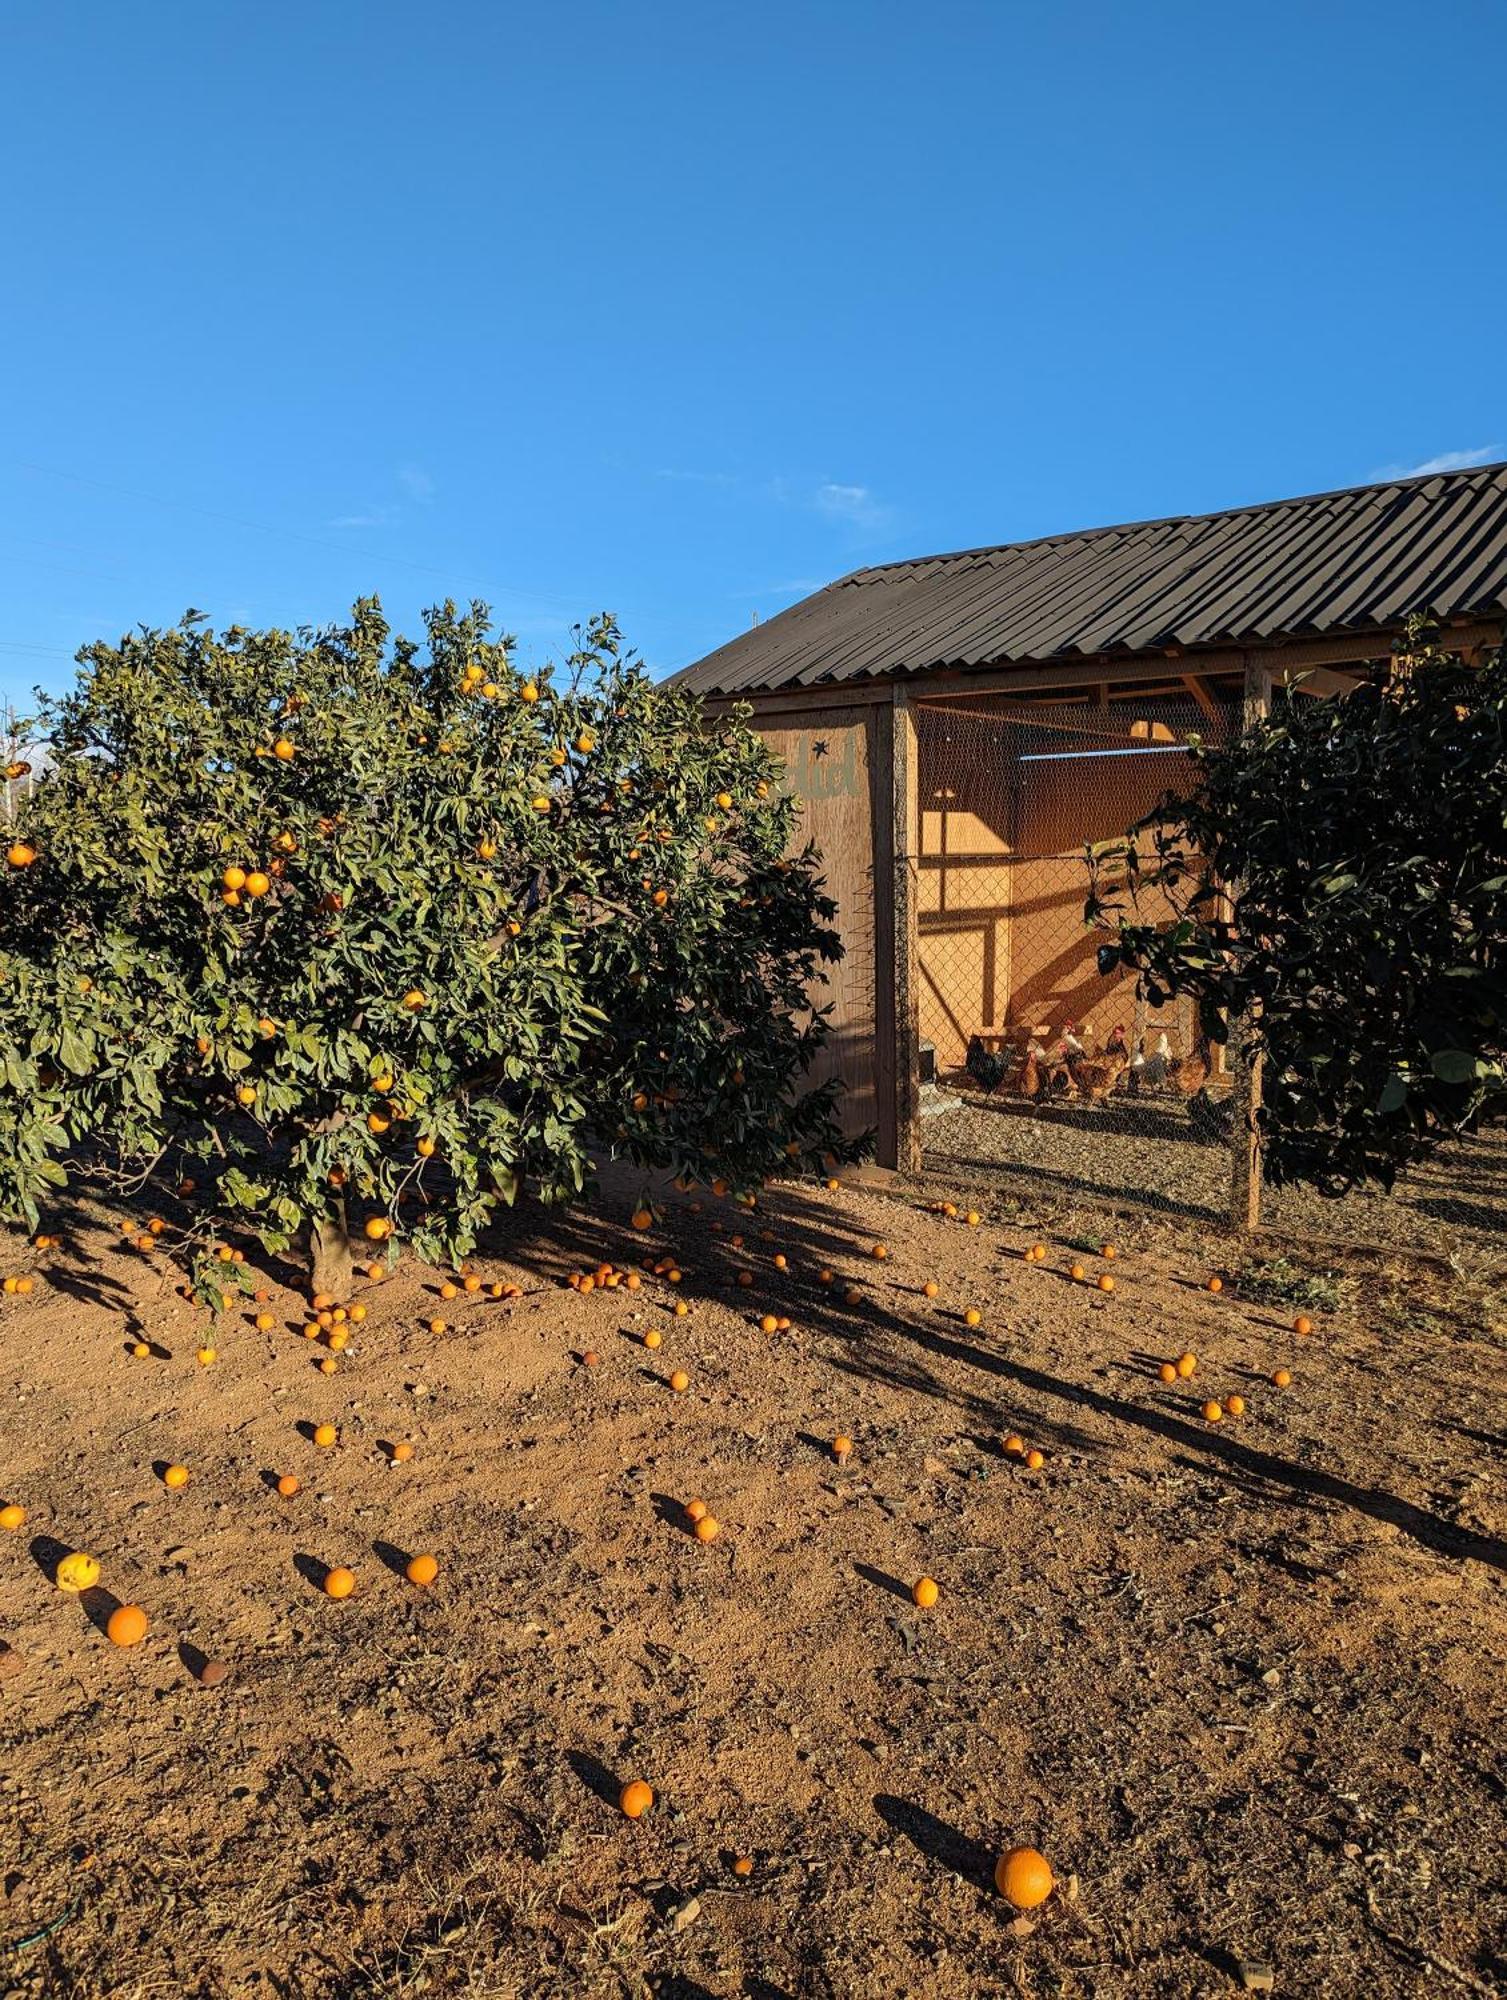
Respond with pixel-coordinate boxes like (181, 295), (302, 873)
(909, 691), (1507, 1259)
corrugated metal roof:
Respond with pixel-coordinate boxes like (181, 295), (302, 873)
(673, 463), (1507, 697)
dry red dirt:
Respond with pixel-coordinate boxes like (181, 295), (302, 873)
(1, 1176), (1504, 1998)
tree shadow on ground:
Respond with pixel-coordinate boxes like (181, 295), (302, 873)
(485, 1177), (1507, 1577)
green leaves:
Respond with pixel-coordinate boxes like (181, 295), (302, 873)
(0, 599), (864, 1271)
(1087, 620), (1507, 1193)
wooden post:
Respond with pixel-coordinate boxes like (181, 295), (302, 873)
(890, 689), (922, 1173)
(1229, 654), (1271, 1233)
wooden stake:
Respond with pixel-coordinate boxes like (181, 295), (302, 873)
(1229, 655), (1270, 1233)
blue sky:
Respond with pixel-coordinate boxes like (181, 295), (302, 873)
(2, 0), (1503, 706)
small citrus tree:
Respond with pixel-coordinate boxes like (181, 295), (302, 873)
(0, 601), (861, 1293)
(1089, 627), (1507, 1194)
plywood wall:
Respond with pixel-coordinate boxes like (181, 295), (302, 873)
(916, 707), (1208, 1070)
(754, 708), (884, 1146)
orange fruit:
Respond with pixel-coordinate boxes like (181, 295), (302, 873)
(759, 1314), (779, 1334)
(1070, 1263), (1086, 1282)
(106, 1604), (149, 1648)
(313, 1423), (337, 1448)
(1101, 1244), (1117, 1260)
(736, 1270), (754, 1289)
(56, 1551), (100, 1592)
(1202, 1400), (1224, 1423)
(1097, 1274), (1115, 1293)
(391, 1441), (415, 1463)
(1226, 1394), (1246, 1417)
(922, 1280), (939, 1299)
(686, 1499), (709, 1523)
(1294, 1315), (1313, 1337)
(1002, 1434), (1024, 1456)
(0, 1503), (26, 1531)
(673, 1301), (689, 1318)
(1025, 1448), (1045, 1470)
(1272, 1368), (1292, 1388)
(318, 1356), (338, 1374)
(428, 1317), (446, 1334)
(244, 869), (272, 897)
(965, 1212), (980, 1227)
(1175, 1352), (1197, 1378)
(844, 1287), (862, 1306)
(1031, 1243), (1047, 1261)
(631, 1207), (653, 1231)
(463, 1275), (482, 1294)
(272, 738), (295, 760)
(912, 1576), (939, 1609)
(732, 1855), (754, 1877)
(669, 1370), (690, 1393)
(162, 1464), (190, 1490)
(1158, 1362), (1178, 1384)
(995, 1846), (1054, 1909)
(582, 1350), (601, 1368)
(818, 1269), (834, 1286)
(364, 1217), (392, 1241)
(964, 1307), (982, 1328)
(1207, 1276), (1223, 1293)
(323, 1566), (356, 1599)
(132, 1341), (151, 1359)
(255, 1311), (274, 1331)
(833, 1434), (853, 1462)
(348, 1304), (366, 1323)
(406, 1553), (439, 1587)
(439, 1281), (458, 1300)
(694, 1515), (721, 1543)
(6, 840), (39, 867)
(276, 1474), (300, 1497)
(871, 1243), (888, 1260)
(643, 1329), (662, 1350)
(620, 1780), (654, 1818)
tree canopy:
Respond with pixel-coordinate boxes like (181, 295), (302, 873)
(1089, 629), (1507, 1194)
(0, 601), (861, 1294)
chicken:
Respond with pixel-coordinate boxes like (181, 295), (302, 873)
(1139, 1031), (1172, 1090)
(965, 1036), (1009, 1095)
(1065, 1023), (1130, 1103)
(1170, 1044), (1211, 1097)
(1014, 1036), (1049, 1099)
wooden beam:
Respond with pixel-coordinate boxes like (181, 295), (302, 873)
(1182, 673), (1223, 724)
(1280, 664), (1362, 698)
(1229, 654), (1271, 1235)
(891, 690), (921, 1174)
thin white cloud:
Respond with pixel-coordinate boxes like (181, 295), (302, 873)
(399, 464), (436, 503)
(655, 467), (736, 486)
(813, 480), (893, 534)
(1376, 444), (1502, 479)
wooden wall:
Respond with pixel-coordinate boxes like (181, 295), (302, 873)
(754, 707), (889, 1152)
(916, 709), (1206, 1070)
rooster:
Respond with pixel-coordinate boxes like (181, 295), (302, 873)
(1187, 1087), (1232, 1140)
(965, 1036), (1010, 1095)
(1066, 1023), (1130, 1103)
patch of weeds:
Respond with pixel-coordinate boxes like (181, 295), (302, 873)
(1232, 1256), (1350, 1313)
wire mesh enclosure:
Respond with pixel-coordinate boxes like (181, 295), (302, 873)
(909, 688), (1507, 1256)
(912, 689), (1241, 1213)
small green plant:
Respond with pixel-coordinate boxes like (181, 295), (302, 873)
(1231, 1255), (1349, 1313)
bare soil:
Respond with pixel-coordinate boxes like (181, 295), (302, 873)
(1, 1174), (1504, 1998)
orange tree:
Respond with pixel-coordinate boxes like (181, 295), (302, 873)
(0, 600), (861, 1295)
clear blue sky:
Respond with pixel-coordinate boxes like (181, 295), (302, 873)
(3, 0), (1503, 706)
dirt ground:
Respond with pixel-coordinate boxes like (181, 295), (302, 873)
(1, 1172), (1505, 1999)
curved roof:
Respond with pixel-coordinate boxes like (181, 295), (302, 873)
(674, 462), (1507, 697)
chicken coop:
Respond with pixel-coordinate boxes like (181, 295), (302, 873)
(674, 464), (1507, 1247)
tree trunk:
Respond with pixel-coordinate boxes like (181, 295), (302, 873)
(310, 1204), (355, 1298)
